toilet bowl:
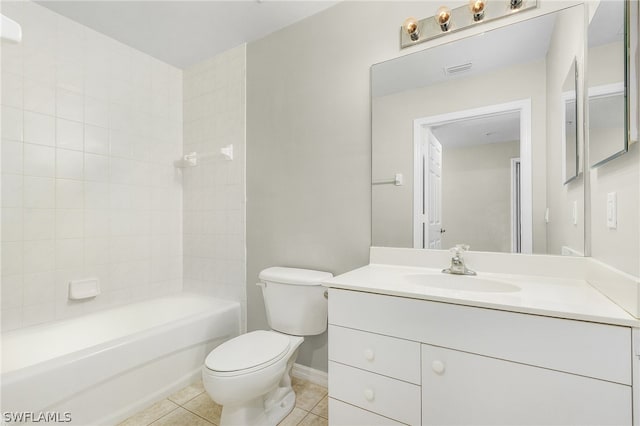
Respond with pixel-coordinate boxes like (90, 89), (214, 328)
(202, 267), (332, 426)
(203, 330), (304, 425)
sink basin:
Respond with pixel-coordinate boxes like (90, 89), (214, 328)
(405, 273), (520, 293)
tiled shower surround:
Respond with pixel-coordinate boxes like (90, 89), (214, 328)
(1, 2), (184, 330)
(182, 45), (247, 330)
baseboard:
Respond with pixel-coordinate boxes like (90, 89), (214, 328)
(292, 363), (328, 388)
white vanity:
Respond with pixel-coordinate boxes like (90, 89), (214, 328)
(324, 249), (640, 426)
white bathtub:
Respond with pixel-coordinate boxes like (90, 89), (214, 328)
(1, 293), (240, 425)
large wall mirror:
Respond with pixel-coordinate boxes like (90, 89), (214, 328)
(588, 0), (639, 168)
(371, 5), (586, 256)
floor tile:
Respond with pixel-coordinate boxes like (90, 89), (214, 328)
(168, 380), (205, 405)
(310, 395), (328, 419)
(183, 393), (223, 425)
(292, 378), (328, 411)
(277, 407), (308, 426)
(299, 413), (328, 426)
(118, 399), (178, 426)
(151, 407), (213, 426)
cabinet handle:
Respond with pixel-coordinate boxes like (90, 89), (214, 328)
(432, 360), (445, 375)
(363, 388), (375, 401)
(363, 348), (375, 361)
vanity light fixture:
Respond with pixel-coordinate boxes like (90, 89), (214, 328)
(469, 0), (487, 22)
(403, 16), (420, 41)
(435, 6), (452, 31)
(400, 0), (536, 49)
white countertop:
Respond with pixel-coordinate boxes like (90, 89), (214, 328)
(323, 264), (640, 327)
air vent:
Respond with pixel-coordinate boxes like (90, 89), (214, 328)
(444, 62), (473, 75)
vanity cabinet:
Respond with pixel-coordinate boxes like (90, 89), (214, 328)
(328, 288), (633, 425)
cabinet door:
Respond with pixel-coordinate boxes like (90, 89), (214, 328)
(421, 344), (632, 426)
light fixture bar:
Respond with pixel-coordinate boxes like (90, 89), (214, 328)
(400, 0), (537, 49)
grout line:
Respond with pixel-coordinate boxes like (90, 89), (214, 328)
(178, 405), (216, 426)
(144, 403), (179, 426)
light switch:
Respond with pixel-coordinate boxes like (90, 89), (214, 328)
(607, 192), (617, 229)
(572, 201), (578, 225)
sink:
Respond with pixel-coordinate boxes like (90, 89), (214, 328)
(405, 273), (520, 293)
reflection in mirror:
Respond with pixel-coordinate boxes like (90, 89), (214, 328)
(588, 0), (627, 167)
(562, 59), (578, 184)
(371, 6), (585, 256)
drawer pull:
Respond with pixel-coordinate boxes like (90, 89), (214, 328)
(363, 388), (375, 401)
(432, 360), (446, 375)
(363, 348), (375, 361)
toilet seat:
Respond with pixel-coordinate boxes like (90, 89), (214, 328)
(205, 331), (290, 377)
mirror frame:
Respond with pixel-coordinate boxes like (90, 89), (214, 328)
(562, 57), (579, 184)
(588, 0), (634, 169)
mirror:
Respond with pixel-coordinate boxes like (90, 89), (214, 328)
(587, 0), (628, 167)
(563, 59), (579, 184)
(372, 5), (585, 255)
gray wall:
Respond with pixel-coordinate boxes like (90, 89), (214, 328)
(246, 1), (438, 372)
(442, 141), (520, 253)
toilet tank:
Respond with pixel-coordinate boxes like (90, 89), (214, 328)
(258, 267), (333, 336)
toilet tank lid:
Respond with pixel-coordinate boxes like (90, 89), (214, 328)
(259, 267), (333, 286)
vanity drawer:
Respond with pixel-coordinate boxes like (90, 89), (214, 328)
(329, 398), (404, 426)
(329, 361), (421, 425)
(329, 325), (420, 384)
(329, 289), (632, 384)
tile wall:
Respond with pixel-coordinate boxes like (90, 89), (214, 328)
(0, 1), (184, 330)
(182, 45), (246, 330)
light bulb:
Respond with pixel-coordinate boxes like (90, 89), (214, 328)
(435, 6), (452, 32)
(403, 17), (420, 41)
(469, 0), (486, 21)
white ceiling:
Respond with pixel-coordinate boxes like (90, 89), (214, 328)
(36, 1), (337, 69)
(431, 111), (520, 148)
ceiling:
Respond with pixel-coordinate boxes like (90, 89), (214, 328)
(431, 111), (520, 148)
(36, 1), (337, 69)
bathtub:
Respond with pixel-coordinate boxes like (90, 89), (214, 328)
(1, 293), (240, 425)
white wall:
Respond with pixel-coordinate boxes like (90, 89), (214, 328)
(544, 4), (585, 255)
(0, 1), (183, 331)
(182, 45), (247, 329)
(588, 39), (639, 277)
(442, 141), (520, 253)
(372, 60), (547, 251)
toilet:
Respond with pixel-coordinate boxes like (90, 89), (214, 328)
(202, 267), (332, 426)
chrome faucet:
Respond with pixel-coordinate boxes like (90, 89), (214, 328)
(442, 244), (477, 276)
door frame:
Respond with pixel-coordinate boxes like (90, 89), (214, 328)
(413, 99), (533, 253)
(510, 157), (521, 253)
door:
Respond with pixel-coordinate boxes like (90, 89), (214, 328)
(426, 131), (443, 249)
(415, 128), (443, 249)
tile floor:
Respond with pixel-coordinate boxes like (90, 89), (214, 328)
(118, 377), (328, 426)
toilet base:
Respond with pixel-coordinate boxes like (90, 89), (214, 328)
(219, 384), (296, 426)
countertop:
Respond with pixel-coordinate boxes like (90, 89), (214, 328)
(323, 264), (640, 327)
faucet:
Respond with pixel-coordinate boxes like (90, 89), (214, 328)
(442, 244), (477, 276)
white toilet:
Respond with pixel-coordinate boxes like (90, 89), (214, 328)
(202, 267), (332, 426)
